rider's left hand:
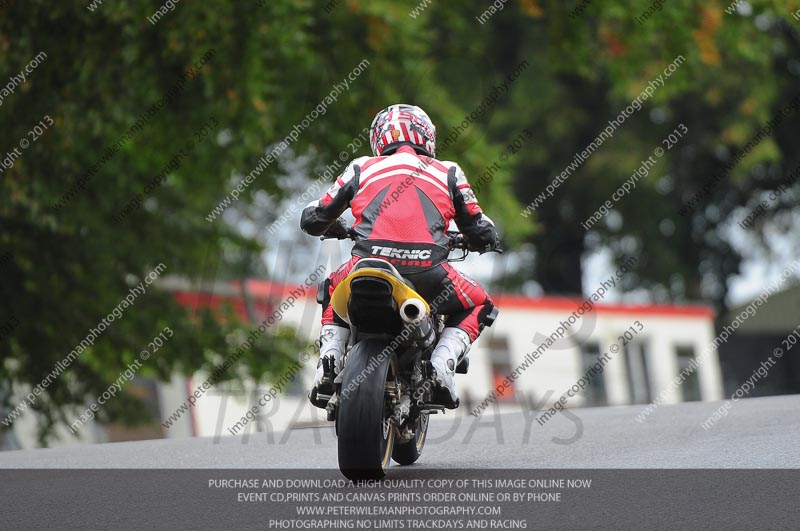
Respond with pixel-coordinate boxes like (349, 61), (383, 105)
(324, 218), (350, 239)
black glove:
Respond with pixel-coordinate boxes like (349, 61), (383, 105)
(324, 218), (350, 239)
(468, 237), (502, 254)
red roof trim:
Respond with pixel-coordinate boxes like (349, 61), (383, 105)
(493, 294), (714, 318)
(241, 280), (715, 318)
(237, 280), (316, 299)
(173, 280), (715, 320)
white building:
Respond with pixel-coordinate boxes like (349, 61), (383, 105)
(167, 280), (723, 440)
(3, 279), (723, 448)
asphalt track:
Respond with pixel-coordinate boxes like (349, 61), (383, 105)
(1, 394), (798, 468)
(3, 396), (799, 530)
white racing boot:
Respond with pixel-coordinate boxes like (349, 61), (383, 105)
(309, 324), (349, 409)
(430, 327), (471, 409)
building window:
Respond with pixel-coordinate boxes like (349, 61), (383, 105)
(623, 341), (652, 404)
(676, 346), (702, 401)
(580, 342), (607, 406)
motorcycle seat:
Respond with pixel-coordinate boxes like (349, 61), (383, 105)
(351, 258), (417, 291)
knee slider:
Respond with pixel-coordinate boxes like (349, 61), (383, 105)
(316, 278), (332, 310)
(478, 302), (498, 332)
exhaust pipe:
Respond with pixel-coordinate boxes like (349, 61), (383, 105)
(399, 298), (435, 347)
(400, 298), (428, 325)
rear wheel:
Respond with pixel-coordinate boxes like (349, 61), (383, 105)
(391, 412), (429, 466)
(336, 339), (396, 480)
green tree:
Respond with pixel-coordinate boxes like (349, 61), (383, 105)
(0, 0), (525, 444)
(437, 0), (799, 311)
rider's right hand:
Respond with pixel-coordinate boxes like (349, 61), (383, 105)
(468, 237), (503, 254)
(448, 233), (467, 250)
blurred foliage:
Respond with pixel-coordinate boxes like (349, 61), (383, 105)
(1, 0), (799, 442)
(426, 0), (799, 305)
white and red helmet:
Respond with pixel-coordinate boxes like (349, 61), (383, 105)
(369, 104), (437, 157)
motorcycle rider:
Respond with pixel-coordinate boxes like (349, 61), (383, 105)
(300, 104), (498, 409)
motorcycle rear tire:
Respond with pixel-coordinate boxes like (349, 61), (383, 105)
(336, 338), (396, 480)
(391, 412), (429, 466)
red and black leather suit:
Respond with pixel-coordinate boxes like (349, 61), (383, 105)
(300, 145), (498, 341)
